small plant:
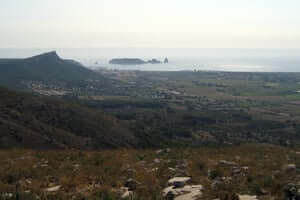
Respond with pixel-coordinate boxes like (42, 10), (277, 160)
(93, 190), (119, 200)
(196, 161), (206, 171)
(209, 168), (223, 180)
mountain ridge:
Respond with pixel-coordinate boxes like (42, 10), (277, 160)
(0, 51), (102, 88)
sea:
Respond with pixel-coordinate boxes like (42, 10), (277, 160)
(0, 48), (300, 72)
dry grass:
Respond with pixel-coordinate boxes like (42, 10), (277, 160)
(0, 144), (299, 199)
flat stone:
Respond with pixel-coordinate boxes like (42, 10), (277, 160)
(163, 185), (203, 200)
(238, 195), (258, 200)
(45, 185), (61, 192)
(219, 160), (237, 166)
(175, 185), (203, 200)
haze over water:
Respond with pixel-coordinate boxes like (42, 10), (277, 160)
(1, 48), (300, 72)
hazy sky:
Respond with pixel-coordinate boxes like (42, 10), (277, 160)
(1, 0), (300, 48)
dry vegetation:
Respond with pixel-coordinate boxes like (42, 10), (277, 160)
(0, 144), (300, 200)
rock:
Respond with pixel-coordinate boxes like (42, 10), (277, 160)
(232, 168), (242, 175)
(73, 164), (80, 168)
(137, 161), (147, 166)
(235, 156), (241, 161)
(125, 178), (140, 191)
(164, 58), (169, 64)
(163, 185), (203, 200)
(2, 193), (13, 198)
(175, 185), (203, 200)
(120, 187), (133, 198)
(238, 195), (258, 200)
(165, 191), (175, 200)
(168, 177), (191, 188)
(156, 149), (163, 154)
(218, 160), (237, 166)
(156, 148), (171, 154)
(168, 167), (176, 172)
(147, 59), (161, 64)
(44, 185), (61, 192)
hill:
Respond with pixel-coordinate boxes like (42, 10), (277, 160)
(0, 87), (137, 149)
(0, 51), (102, 88)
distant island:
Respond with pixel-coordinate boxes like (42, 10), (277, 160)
(147, 58), (161, 64)
(109, 58), (146, 65)
(109, 58), (169, 65)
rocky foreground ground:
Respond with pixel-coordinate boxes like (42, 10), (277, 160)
(0, 144), (300, 200)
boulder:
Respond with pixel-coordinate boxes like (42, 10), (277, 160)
(120, 187), (133, 198)
(168, 177), (191, 188)
(163, 185), (203, 200)
(165, 191), (175, 200)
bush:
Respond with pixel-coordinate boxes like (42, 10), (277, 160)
(196, 161), (206, 171)
(209, 168), (223, 180)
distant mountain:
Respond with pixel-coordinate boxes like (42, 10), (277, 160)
(0, 87), (137, 149)
(0, 51), (101, 88)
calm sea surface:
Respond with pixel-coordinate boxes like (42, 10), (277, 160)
(0, 48), (299, 72)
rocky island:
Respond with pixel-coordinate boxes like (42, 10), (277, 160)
(147, 58), (161, 64)
(109, 58), (146, 65)
(109, 58), (169, 65)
